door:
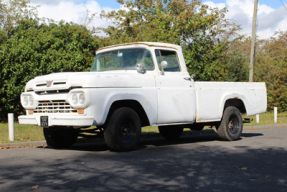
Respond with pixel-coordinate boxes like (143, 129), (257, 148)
(154, 49), (196, 124)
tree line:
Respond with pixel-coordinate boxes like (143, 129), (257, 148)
(0, 0), (286, 121)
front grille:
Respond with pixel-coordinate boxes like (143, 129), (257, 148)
(36, 83), (46, 87)
(36, 81), (67, 87)
(34, 100), (77, 114)
(35, 89), (70, 95)
(53, 82), (66, 85)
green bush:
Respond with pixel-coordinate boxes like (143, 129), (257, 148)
(0, 18), (100, 121)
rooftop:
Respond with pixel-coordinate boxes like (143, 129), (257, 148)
(96, 42), (181, 52)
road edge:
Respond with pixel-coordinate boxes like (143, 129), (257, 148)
(1, 123), (286, 147)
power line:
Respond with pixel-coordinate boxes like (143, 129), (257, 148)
(280, 0), (287, 11)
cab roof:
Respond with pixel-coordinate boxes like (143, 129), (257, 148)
(96, 42), (181, 52)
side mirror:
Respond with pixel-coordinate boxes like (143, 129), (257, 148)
(136, 62), (146, 74)
(160, 61), (168, 75)
(191, 74), (196, 79)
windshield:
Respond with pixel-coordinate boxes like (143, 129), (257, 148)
(90, 48), (154, 72)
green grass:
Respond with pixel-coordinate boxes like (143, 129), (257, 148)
(0, 123), (44, 144)
(142, 111), (287, 133)
(243, 111), (287, 126)
(1, 111), (287, 143)
(142, 126), (159, 133)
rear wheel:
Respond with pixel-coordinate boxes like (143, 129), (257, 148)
(104, 107), (141, 152)
(217, 106), (243, 141)
(158, 126), (183, 140)
(44, 127), (79, 148)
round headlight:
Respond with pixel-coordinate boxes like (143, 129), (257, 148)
(29, 96), (33, 106)
(23, 97), (28, 106)
(72, 94), (78, 104)
(79, 94), (85, 104)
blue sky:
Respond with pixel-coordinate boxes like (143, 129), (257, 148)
(80, 0), (286, 9)
(77, 0), (121, 8)
(204, 0), (285, 9)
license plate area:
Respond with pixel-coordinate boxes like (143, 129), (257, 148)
(40, 116), (49, 128)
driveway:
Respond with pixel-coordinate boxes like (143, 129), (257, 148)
(0, 126), (286, 192)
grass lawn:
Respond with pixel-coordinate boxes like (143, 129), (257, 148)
(243, 111), (287, 126)
(1, 111), (286, 143)
(0, 123), (44, 144)
(142, 111), (287, 133)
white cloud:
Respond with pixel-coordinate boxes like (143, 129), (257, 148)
(30, 0), (82, 6)
(29, 0), (116, 37)
(29, 0), (287, 39)
(204, 1), (226, 10)
(204, 0), (287, 39)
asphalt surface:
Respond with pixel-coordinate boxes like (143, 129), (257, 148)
(0, 124), (287, 192)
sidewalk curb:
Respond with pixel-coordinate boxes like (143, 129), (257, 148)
(244, 123), (287, 130)
(0, 140), (46, 147)
(1, 124), (286, 148)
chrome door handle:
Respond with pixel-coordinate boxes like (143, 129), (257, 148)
(184, 77), (191, 80)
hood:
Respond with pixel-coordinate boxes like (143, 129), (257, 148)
(25, 71), (155, 92)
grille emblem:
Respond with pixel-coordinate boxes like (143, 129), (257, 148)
(46, 80), (53, 87)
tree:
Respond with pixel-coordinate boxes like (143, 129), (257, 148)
(0, 0), (38, 35)
(0, 18), (100, 121)
(217, 36), (249, 82)
(223, 31), (287, 111)
(100, 0), (240, 80)
(254, 31), (287, 111)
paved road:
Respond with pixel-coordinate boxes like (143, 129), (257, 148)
(0, 126), (287, 192)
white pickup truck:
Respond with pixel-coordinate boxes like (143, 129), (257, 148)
(19, 42), (267, 151)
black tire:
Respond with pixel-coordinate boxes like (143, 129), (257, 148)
(217, 106), (243, 141)
(104, 107), (141, 152)
(44, 127), (79, 149)
(158, 126), (183, 140)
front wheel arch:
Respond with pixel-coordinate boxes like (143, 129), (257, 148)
(104, 100), (150, 127)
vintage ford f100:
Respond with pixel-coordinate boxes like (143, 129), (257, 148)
(19, 42), (267, 151)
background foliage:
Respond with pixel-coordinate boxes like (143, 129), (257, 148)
(254, 31), (287, 111)
(0, 0), (286, 122)
(100, 0), (240, 81)
(0, 0), (100, 121)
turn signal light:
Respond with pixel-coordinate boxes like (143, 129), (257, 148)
(78, 109), (84, 114)
(28, 110), (34, 115)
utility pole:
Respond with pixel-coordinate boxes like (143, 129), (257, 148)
(249, 0), (258, 82)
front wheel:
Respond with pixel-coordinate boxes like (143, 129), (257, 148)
(217, 106), (243, 141)
(44, 127), (79, 148)
(158, 126), (183, 140)
(104, 107), (141, 152)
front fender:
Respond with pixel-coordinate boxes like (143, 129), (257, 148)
(89, 88), (157, 126)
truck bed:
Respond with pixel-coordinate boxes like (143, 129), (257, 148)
(195, 82), (267, 122)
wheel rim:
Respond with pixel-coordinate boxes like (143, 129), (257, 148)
(120, 119), (135, 143)
(228, 115), (240, 135)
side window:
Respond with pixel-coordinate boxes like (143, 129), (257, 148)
(155, 49), (180, 72)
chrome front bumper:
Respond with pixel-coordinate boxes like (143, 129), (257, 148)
(18, 115), (94, 127)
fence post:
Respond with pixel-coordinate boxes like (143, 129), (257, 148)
(256, 114), (259, 123)
(8, 113), (15, 141)
(274, 107), (277, 124)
